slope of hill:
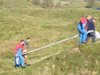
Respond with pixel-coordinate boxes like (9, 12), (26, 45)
(0, 0), (100, 75)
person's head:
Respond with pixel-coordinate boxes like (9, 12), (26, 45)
(87, 15), (92, 20)
(80, 16), (87, 24)
(92, 17), (97, 23)
(20, 40), (25, 45)
(26, 37), (30, 42)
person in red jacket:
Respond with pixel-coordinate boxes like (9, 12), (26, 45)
(14, 40), (25, 55)
(14, 40), (26, 68)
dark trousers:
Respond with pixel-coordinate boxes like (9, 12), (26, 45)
(86, 32), (95, 43)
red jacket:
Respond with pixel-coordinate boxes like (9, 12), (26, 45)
(14, 43), (25, 55)
(80, 17), (87, 24)
(80, 17), (88, 30)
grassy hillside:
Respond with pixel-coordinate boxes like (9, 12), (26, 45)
(0, 0), (100, 75)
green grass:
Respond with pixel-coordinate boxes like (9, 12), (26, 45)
(0, 0), (100, 75)
(1, 42), (100, 75)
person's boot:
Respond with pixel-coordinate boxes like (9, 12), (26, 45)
(15, 65), (20, 68)
(25, 63), (31, 66)
(21, 66), (26, 68)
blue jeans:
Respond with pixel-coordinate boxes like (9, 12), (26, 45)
(15, 48), (25, 67)
(86, 32), (96, 43)
(77, 23), (87, 45)
(15, 56), (20, 67)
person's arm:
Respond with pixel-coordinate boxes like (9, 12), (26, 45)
(14, 44), (18, 56)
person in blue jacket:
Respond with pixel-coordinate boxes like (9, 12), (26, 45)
(77, 21), (87, 45)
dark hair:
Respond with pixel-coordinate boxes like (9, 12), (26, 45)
(26, 37), (30, 40)
(20, 40), (24, 42)
(93, 17), (97, 20)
